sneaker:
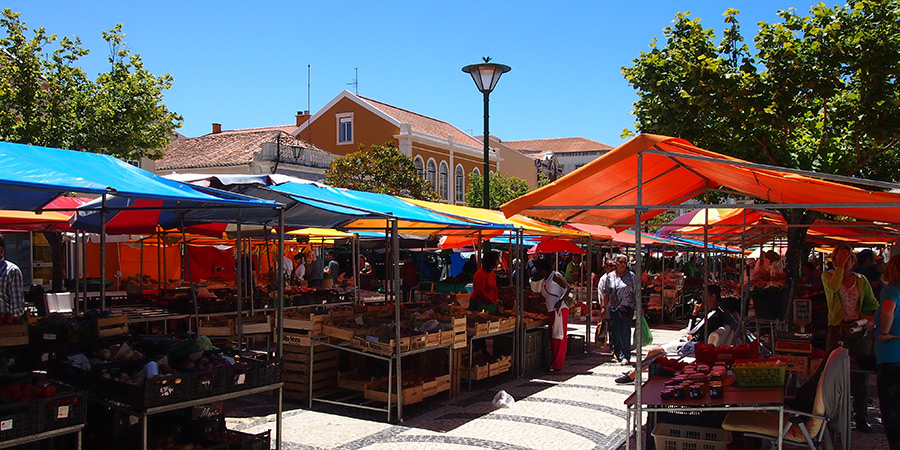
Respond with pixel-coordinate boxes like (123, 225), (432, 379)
(615, 374), (634, 384)
(620, 359), (631, 366)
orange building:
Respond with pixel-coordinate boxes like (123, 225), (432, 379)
(293, 90), (537, 204)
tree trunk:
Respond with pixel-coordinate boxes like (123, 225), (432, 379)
(42, 232), (66, 292)
(778, 209), (818, 323)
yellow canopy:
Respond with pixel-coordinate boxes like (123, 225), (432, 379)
(403, 198), (587, 238)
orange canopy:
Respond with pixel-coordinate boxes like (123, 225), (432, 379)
(502, 134), (900, 227)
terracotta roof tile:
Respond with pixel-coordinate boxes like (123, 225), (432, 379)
(358, 96), (484, 149)
(157, 129), (316, 171)
(503, 137), (613, 154)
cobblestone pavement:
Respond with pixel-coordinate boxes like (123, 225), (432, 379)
(224, 326), (682, 450)
(224, 325), (889, 450)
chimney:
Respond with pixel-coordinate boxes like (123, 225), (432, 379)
(212, 123), (222, 134)
(295, 110), (310, 127)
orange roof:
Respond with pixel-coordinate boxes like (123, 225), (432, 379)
(502, 134), (900, 227)
(503, 137), (613, 154)
(358, 96), (484, 149)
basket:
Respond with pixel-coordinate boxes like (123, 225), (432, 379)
(651, 423), (731, 450)
(733, 359), (786, 387)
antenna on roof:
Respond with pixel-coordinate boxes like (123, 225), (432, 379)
(347, 67), (358, 95)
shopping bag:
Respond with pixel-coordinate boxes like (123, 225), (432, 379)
(551, 309), (565, 340)
(595, 320), (608, 347)
(492, 390), (516, 408)
(633, 314), (653, 346)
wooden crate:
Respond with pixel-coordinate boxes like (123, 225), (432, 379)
(322, 324), (356, 341)
(96, 315), (128, 338)
(408, 334), (427, 351)
(423, 374), (452, 397)
(241, 315), (272, 334)
(364, 383), (424, 406)
(351, 336), (411, 356)
(336, 370), (373, 392)
(460, 363), (489, 381)
(467, 321), (489, 337)
(439, 330), (455, 345)
(487, 320), (501, 334)
(0, 323), (28, 346)
(774, 353), (809, 374)
(453, 333), (467, 349)
(425, 331), (441, 347)
(198, 318), (234, 336)
(284, 314), (326, 332)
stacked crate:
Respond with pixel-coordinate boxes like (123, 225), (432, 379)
(282, 341), (338, 402)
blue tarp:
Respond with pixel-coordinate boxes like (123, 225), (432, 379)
(269, 182), (495, 230)
(0, 141), (277, 211)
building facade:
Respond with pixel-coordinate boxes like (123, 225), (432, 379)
(501, 137), (613, 181)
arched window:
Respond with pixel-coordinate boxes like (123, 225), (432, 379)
(439, 162), (449, 201)
(414, 156), (424, 178)
(472, 167), (481, 177)
(455, 165), (465, 202)
(426, 159), (437, 188)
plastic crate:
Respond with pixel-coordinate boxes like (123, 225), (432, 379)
(0, 401), (36, 442)
(94, 372), (188, 410)
(566, 334), (585, 356)
(37, 383), (86, 433)
(733, 359), (786, 387)
(651, 423), (731, 450)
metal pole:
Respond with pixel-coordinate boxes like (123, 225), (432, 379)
(236, 212), (243, 350)
(586, 235), (592, 349)
(703, 197), (710, 341)
(391, 219), (403, 420)
(482, 91), (490, 210)
(634, 152), (644, 450)
(276, 208), (285, 450)
(739, 210), (748, 342)
(100, 194), (107, 311)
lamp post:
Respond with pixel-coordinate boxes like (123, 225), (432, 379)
(462, 58), (510, 210)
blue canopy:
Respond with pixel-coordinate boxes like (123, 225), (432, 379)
(269, 182), (502, 232)
(0, 141), (276, 211)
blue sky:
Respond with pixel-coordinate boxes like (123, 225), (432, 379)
(6, 1), (806, 146)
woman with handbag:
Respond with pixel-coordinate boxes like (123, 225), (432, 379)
(535, 258), (570, 372)
(602, 255), (636, 366)
(822, 244), (879, 432)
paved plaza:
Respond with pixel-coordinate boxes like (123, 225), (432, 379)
(224, 326), (888, 450)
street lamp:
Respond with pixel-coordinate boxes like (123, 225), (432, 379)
(462, 57), (510, 210)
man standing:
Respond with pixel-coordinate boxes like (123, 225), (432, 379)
(0, 236), (24, 316)
(601, 255), (636, 365)
(324, 250), (340, 281)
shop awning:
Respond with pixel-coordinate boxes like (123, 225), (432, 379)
(565, 223), (674, 247)
(402, 198), (584, 238)
(501, 134), (900, 227)
(0, 141), (276, 212)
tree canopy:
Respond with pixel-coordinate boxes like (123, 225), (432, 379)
(0, 9), (182, 160)
(465, 172), (531, 210)
(325, 143), (440, 201)
(622, 1), (900, 182)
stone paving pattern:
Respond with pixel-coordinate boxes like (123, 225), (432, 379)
(224, 326), (889, 449)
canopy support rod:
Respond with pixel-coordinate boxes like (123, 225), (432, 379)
(703, 190), (710, 342)
(633, 151), (644, 450)
(561, 165), (683, 223)
(276, 207), (285, 450)
(391, 218), (402, 421)
(739, 210), (748, 343)
(643, 148), (900, 191)
(100, 193), (107, 311)
(236, 211), (243, 351)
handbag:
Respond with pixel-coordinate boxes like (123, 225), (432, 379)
(551, 309), (565, 340)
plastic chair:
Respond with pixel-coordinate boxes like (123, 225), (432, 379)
(721, 347), (850, 450)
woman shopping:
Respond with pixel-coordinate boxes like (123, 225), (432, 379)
(535, 259), (570, 372)
(822, 244), (879, 432)
(876, 254), (900, 449)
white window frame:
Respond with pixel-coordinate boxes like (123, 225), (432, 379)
(439, 161), (449, 201)
(455, 164), (465, 203)
(414, 156), (425, 178)
(472, 167), (481, 177)
(426, 158), (437, 188)
(336, 112), (354, 145)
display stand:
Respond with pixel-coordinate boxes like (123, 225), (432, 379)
(308, 338), (452, 422)
(0, 424), (83, 450)
(96, 382), (283, 450)
(463, 328), (516, 391)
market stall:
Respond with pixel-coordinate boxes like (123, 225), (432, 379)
(502, 133), (900, 449)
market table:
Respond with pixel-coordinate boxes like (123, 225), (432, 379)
(624, 376), (785, 450)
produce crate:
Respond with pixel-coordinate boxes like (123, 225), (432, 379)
(0, 323), (28, 346)
(408, 334), (427, 351)
(94, 372), (188, 410)
(459, 363), (489, 381)
(351, 336), (411, 357)
(37, 382), (86, 434)
(363, 381), (424, 406)
(439, 329), (456, 345)
(424, 331), (441, 347)
(566, 334), (585, 356)
(453, 332), (467, 349)
(774, 353), (809, 374)
(522, 351), (543, 375)
(733, 359), (787, 388)
(240, 315), (272, 335)
(0, 400), (36, 442)
(96, 315), (128, 338)
(651, 423), (731, 450)
(198, 318), (235, 337)
(321, 324), (356, 341)
(337, 370), (373, 392)
(422, 374), (451, 398)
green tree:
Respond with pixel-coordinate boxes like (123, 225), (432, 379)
(465, 172), (530, 210)
(1, 10), (182, 290)
(622, 1), (900, 304)
(0, 10), (182, 159)
(325, 143), (439, 201)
